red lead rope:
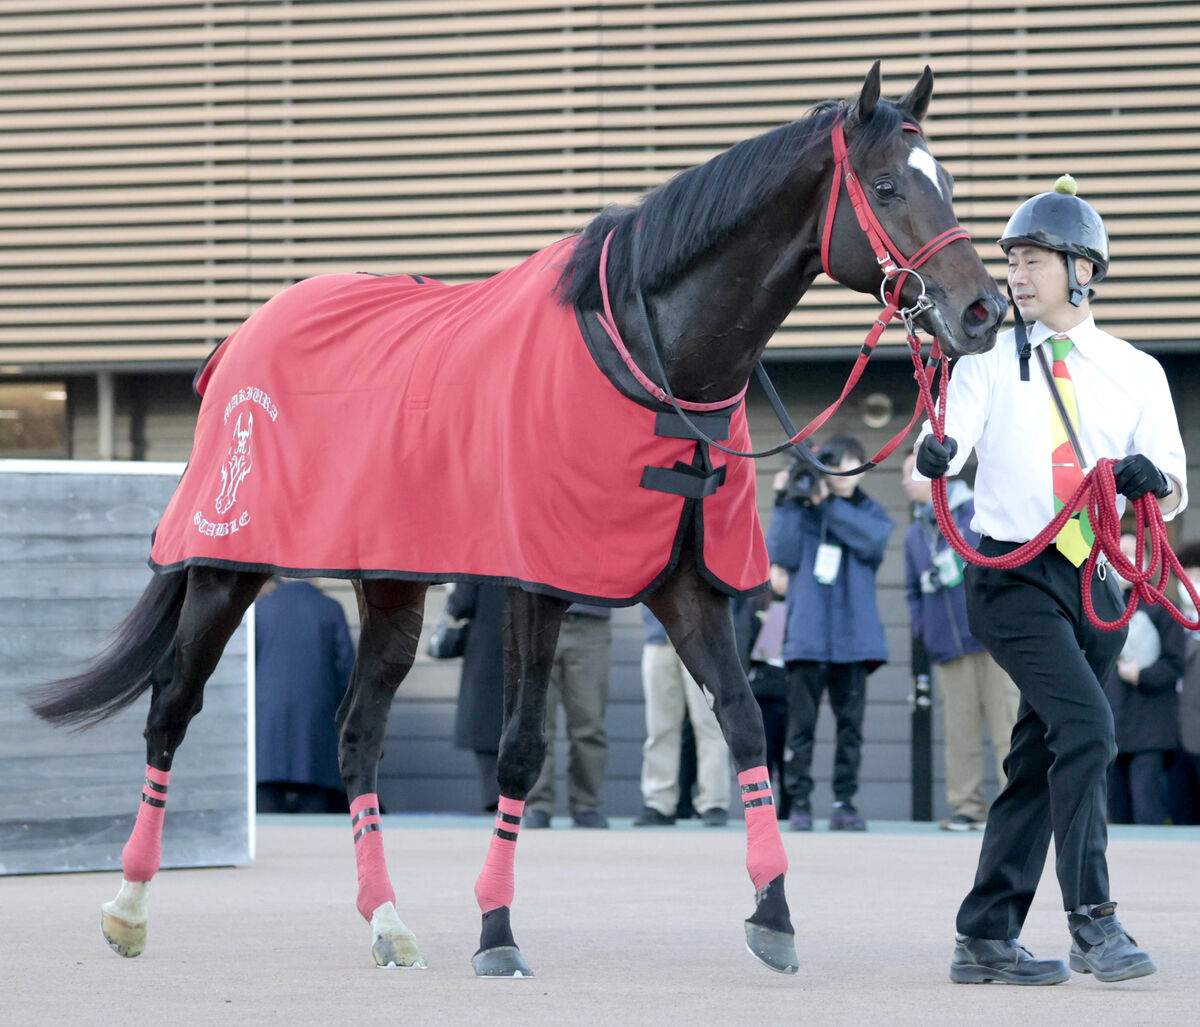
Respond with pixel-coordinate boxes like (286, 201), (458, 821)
(908, 345), (1200, 632)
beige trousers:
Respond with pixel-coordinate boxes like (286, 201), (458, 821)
(639, 643), (731, 815)
(936, 648), (1020, 822)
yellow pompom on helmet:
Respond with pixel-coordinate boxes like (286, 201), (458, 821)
(999, 175), (1109, 306)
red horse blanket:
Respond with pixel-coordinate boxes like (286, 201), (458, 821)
(150, 237), (767, 603)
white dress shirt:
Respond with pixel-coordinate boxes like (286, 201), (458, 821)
(914, 314), (1188, 543)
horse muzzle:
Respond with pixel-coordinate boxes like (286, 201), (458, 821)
(924, 290), (1005, 356)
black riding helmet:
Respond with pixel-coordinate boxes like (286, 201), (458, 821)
(999, 175), (1109, 307)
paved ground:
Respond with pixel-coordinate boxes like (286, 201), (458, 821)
(4, 816), (1198, 1025)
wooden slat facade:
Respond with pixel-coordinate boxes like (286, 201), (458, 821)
(0, 0), (1198, 372)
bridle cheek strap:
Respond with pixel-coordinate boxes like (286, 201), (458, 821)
(820, 117), (971, 309)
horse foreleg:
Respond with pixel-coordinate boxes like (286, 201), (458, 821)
(472, 588), (566, 978)
(647, 571), (798, 975)
(339, 579), (427, 969)
(102, 568), (267, 957)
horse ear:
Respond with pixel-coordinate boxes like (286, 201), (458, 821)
(852, 60), (882, 124)
(899, 66), (934, 122)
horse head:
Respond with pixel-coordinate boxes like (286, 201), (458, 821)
(822, 62), (1006, 357)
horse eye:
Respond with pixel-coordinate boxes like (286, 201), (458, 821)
(874, 178), (895, 198)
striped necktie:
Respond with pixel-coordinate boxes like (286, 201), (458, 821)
(1049, 335), (1093, 565)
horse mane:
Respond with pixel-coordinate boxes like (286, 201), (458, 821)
(556, 98), (908, 309)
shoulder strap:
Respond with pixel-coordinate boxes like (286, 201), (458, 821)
(1034, 344), (1088, 471)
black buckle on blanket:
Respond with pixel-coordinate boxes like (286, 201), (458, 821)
(640, 462), (727, 499)
(653, 410), (731, 441)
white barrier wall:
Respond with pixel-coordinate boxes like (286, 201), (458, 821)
(0, 461), (253, 875)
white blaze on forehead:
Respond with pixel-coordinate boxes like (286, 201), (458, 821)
(907, 146), (943, 197)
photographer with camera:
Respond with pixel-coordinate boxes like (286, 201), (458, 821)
(766, 434), (894, 831)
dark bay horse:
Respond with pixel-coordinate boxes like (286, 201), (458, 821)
(27, 63), (1004, 977)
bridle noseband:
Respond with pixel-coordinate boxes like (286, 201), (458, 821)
(598, 113), (973, 472)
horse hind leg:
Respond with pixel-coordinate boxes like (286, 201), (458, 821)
(339, 578), (428, 969)
(101, 567), (268, 958)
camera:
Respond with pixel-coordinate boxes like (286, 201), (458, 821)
(780, 444), (838, 504)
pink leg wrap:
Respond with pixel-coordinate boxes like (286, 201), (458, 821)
(350, 793), (396, 921)
(474, 795), (525, 914)
(121, 765), (171, 882)
(739, 766), (788, 891)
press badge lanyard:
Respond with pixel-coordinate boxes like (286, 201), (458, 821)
(813, 517), (842, 585)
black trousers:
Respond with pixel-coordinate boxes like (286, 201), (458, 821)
(1108, 751), (1170, 825)
(956, 539), (1125, 940)
(756, 695), (791, 819)
(783, 660), (868, 808)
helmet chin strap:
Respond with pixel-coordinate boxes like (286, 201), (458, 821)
(1009, 285), (1033, 382)
(1066, 257), (1087, 307)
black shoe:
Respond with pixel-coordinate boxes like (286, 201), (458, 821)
(829, 801), (866, 831)
(939, 813), (980, 832)
(701, 807), (728, 827)
(1068, 902), (1157, 982)
(788, 808), (813, 831)
(950, 935), (1071, 985)
(633, 805), (676, 827)
(571, 809), (609, 829)
(522, 808), (551, 829)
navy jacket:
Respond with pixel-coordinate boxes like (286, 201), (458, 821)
(447, 582), (506, 753)
(903, 484), (984, 665)
(766, 489), (893, 667)
(254, 580), (355, 791)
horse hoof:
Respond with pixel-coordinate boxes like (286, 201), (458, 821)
(100, 910), (146, 958)
(372, 933), (427, 969)
(473, 945), (534, 978)
(744, 921), (798, 974)
(369, 902), (427, 968)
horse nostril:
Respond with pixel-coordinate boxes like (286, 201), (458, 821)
(962, 295), (1003, 336)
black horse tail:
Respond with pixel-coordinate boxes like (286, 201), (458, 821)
(25, 569), (189, 730)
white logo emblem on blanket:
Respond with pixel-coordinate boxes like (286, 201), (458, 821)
(215, 411), (254, 515)
(194, 385), (279, 539)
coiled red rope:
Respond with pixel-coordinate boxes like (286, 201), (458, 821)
(906, 338), (1200, 632)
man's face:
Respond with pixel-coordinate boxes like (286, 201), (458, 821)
(901, 454), (932, 505)
(1006, 243), (1092, 327)
(826, 453), (865, 498)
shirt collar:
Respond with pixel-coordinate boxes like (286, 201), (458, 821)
(1029, 313), (1099, 356)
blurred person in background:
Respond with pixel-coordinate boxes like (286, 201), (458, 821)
(1103, 531), (1186, 825)
(255, 577), (355, 814)
(902, 452), (1019, 832)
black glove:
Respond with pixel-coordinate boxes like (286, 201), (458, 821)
(915, 435), (958, 479)
(1112, 454), (1172, 501)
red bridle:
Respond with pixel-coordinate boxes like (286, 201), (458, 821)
(793, 116), (975, 467)
(820, 116), (971, 314)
